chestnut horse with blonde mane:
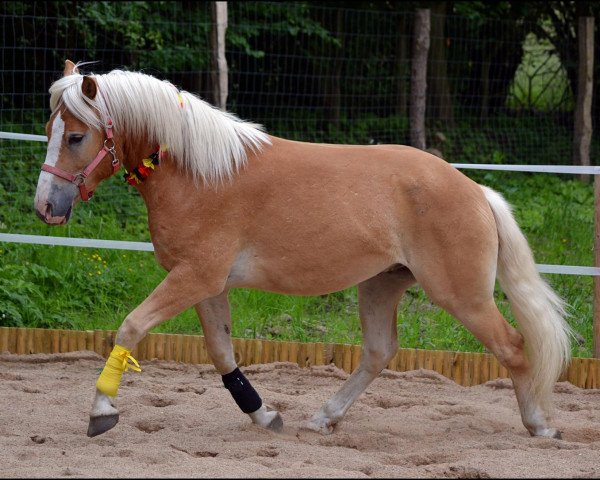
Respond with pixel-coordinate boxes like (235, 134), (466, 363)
(35, 60), (572, 439)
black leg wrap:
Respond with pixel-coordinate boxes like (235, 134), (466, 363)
(222, 367), (263, 414)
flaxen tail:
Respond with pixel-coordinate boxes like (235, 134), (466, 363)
(482, 186), (572, 413)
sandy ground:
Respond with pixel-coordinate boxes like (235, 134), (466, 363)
(1, 351), (600, 478)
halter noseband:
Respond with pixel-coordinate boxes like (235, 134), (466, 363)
(41, 94), (121, 202)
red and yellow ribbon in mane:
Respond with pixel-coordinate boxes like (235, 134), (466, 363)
(123, 146), (167, 186)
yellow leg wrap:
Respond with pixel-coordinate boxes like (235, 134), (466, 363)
(96, 344), (141, 398)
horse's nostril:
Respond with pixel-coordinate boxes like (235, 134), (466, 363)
(44, 202), (54, 219)
(35, 202), (53, 223)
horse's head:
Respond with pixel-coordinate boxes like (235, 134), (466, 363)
(34, 60), (120, 225)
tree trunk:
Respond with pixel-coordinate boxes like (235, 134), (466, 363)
(410, 9), (431, 150)
(210, 1), (228, 110)
(427, 2), (454, 128)
(574, 17), (595, 183)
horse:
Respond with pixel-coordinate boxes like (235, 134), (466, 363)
(34, 60), (572, 440)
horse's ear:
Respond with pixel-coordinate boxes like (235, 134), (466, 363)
(81, 75), (97, 100)
(64, 60), (79, 76)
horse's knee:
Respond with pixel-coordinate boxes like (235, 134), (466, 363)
(116, 316), (145, 347)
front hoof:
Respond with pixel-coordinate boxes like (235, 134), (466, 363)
(87, 414), (119, 437)
(529, 427), (562, 439)
(266, 411), (284, 433)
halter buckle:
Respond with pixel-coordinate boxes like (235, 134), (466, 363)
(104, 138), (116, 152)
(73, 172), (87, 186)
(111, 157), (120, 174)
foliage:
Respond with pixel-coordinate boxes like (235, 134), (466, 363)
(0, 263), (67, 328)
(227, 2), (334, 59)
(507, 32), (573, 112)
(69, 2), (211, 72)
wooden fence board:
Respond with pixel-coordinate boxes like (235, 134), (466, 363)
(315, 342), (325, 366)
(8, 328), (17, 354)
(0, 327), (9, 352)
(342, 344), (352, 373)
(2, 327), (600, 389)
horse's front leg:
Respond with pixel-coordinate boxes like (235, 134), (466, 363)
(195, 292), (283, 432)
(87, 266), (216, 437)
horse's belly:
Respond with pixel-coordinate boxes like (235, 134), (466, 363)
(225, 242), (401, 296)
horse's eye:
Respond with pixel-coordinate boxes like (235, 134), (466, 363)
(68, 134), (84, 145)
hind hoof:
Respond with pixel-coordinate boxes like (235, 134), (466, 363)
(306, 415), (335, 435)
(87, 414), (119, 437)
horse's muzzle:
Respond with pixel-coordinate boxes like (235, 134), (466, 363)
(35, 201), (72, 225)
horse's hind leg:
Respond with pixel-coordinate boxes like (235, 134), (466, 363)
(419, 275), (561, 438)
(307, 268), (416, 434)
(195, 292), (283, 432)
(448, 300), (560, 438)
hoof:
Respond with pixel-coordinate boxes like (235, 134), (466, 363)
(529, 427), (562, 439)
(266, 411), (283, 433)
(306, 416), (335, 435)
(87, 414), (119, 437)
(249, 405), (284, 432)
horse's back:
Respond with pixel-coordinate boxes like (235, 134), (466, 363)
(229, 137), (497, 295)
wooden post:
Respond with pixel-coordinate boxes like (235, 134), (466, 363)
(573, 17), (594, 183)
(409, 9), (430, 151)
(210, 1), (228, 110)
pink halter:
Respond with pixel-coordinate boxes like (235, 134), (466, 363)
(41, 85), (121, 202)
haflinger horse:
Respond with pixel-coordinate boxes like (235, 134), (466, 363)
(35, 60), (572, 439)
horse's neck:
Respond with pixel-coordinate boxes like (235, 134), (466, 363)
(136, 157), (191, 206)
(120, 136), (155, 173)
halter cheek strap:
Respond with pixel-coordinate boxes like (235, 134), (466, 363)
(41, 104), (121, 202)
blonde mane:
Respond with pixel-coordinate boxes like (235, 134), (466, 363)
(48, 68), (271, 185)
